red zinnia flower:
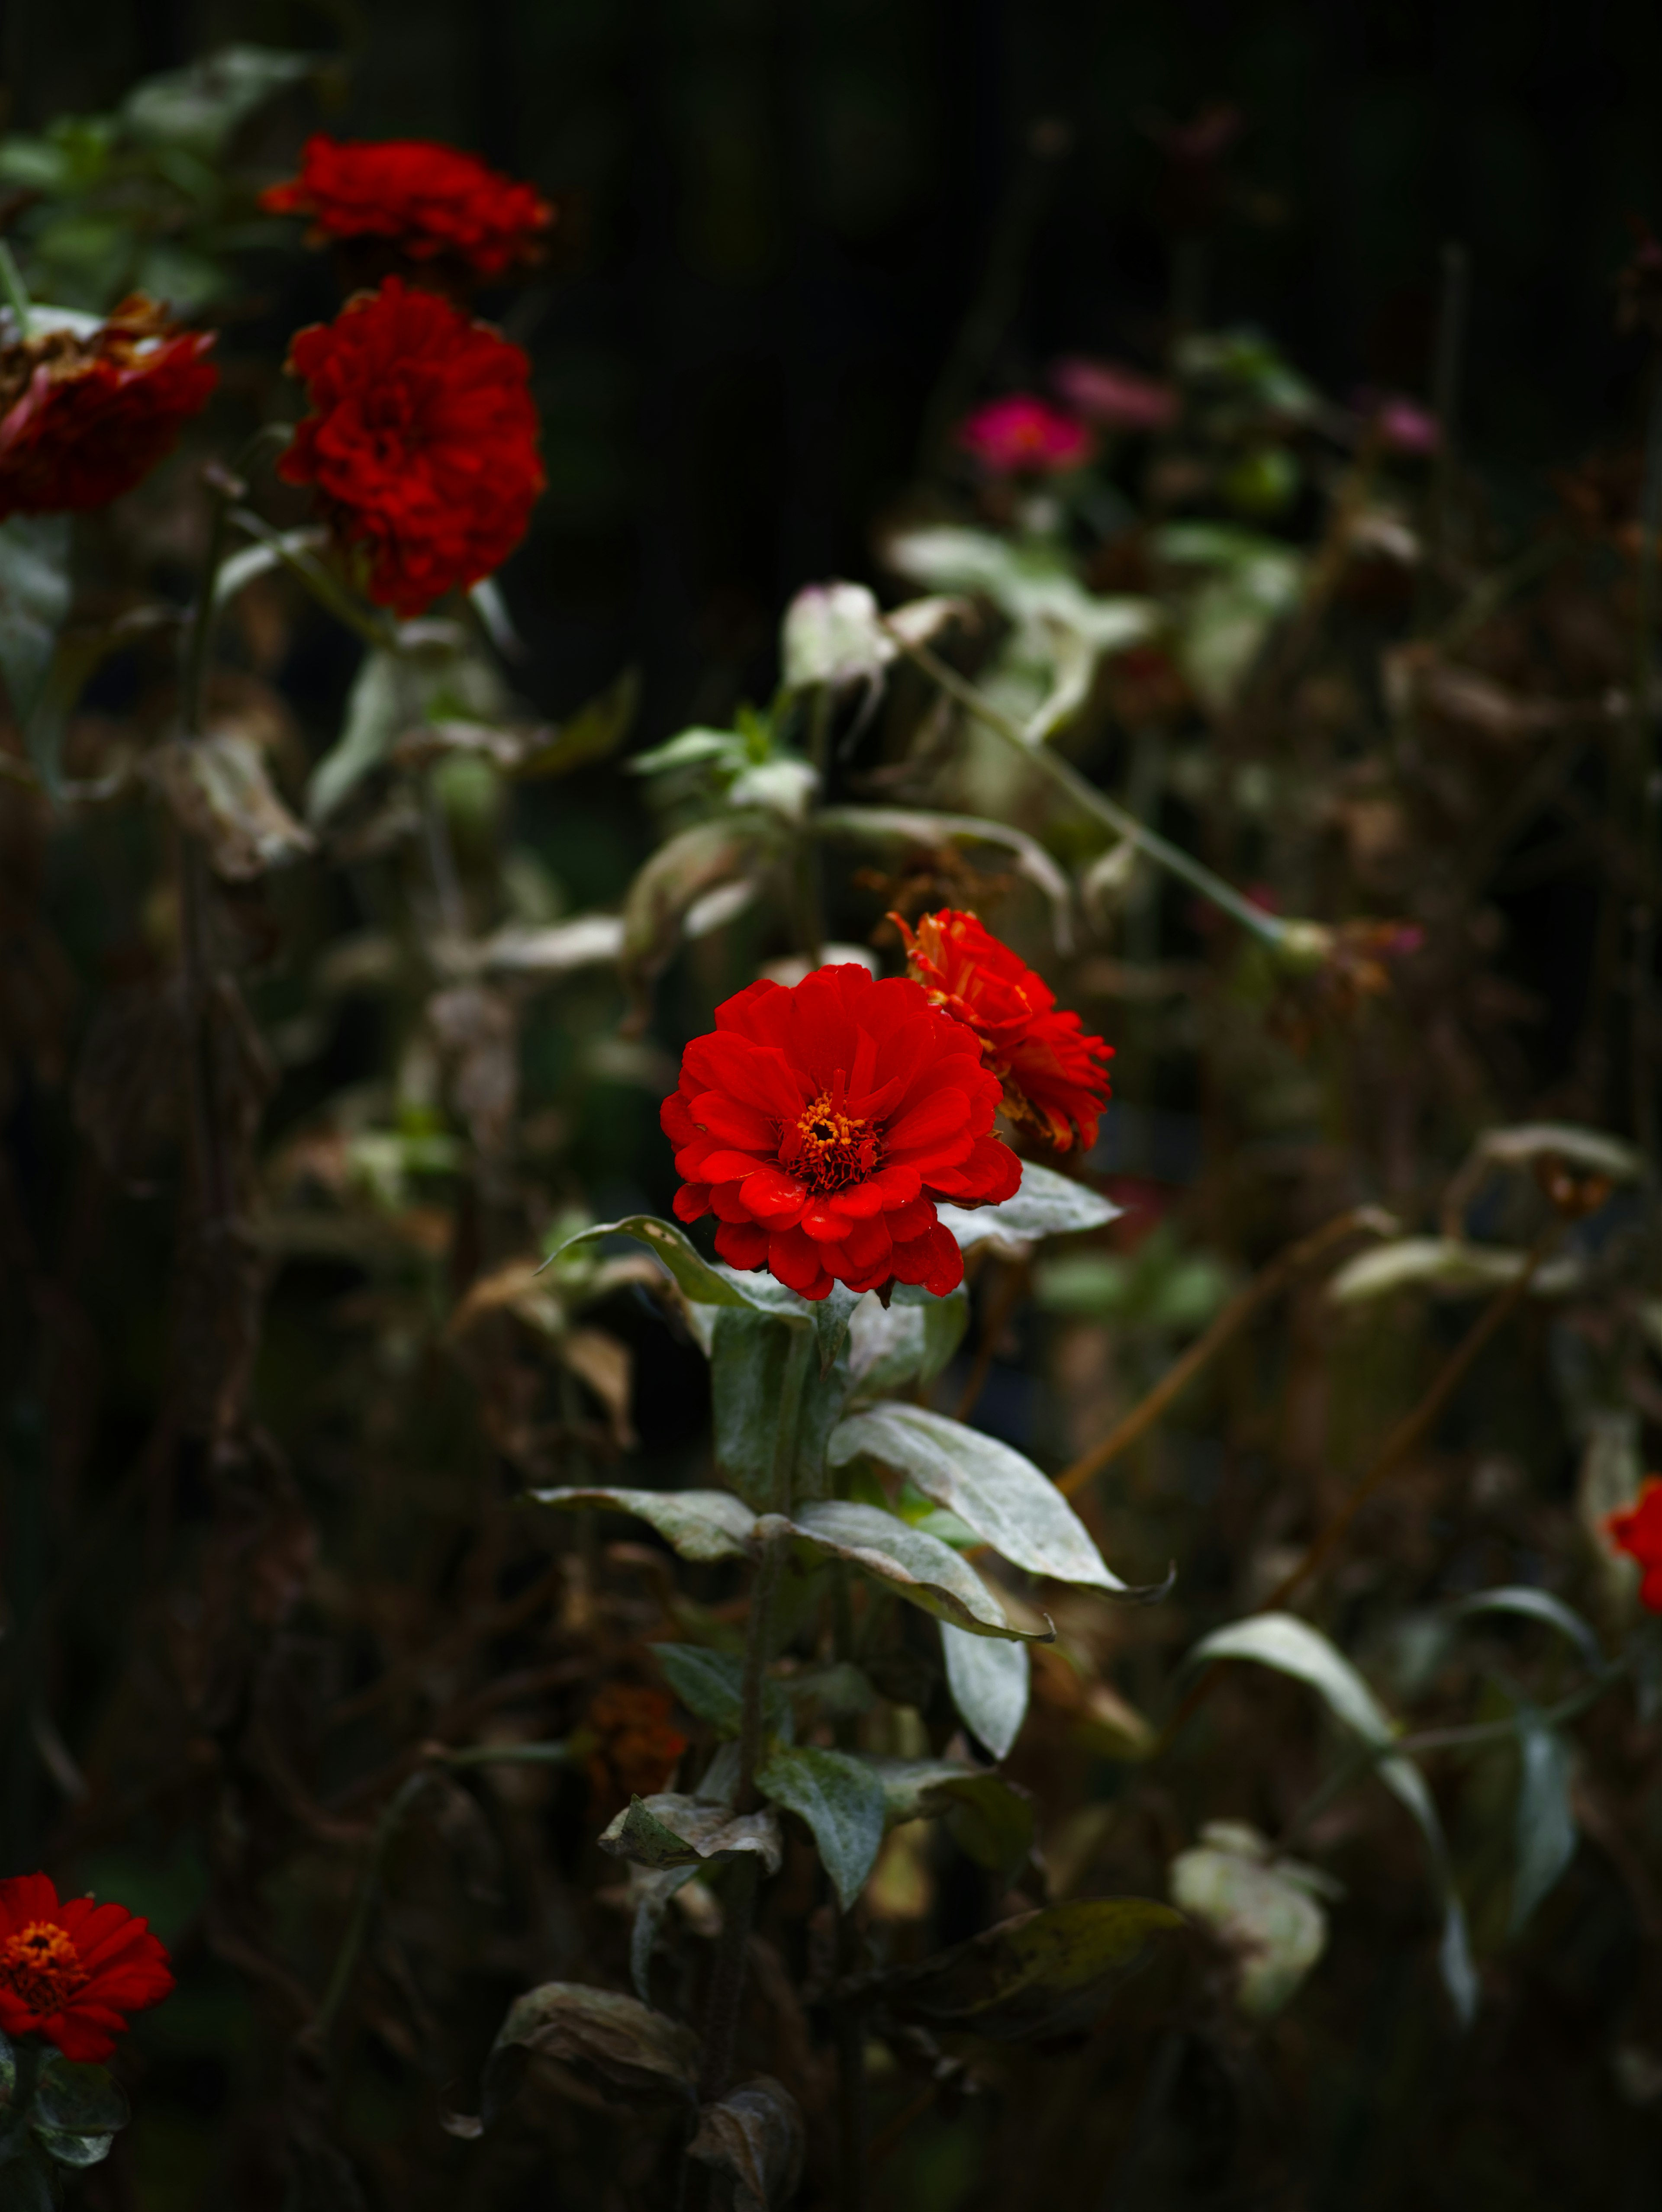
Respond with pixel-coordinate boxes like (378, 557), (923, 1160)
(1607, 1477), (1662, 1611)
(892, 909), (1113, 1152)
(957, 395), (1094, 476)
(278, 280), (543, 618)
(0, 296), (216, 522)
(663, 964), (1020, 1302)
(0, 1874), (173, 2063)
(261, 136), (552, 280)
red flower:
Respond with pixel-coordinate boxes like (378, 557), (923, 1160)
(261, 136), (552, 280)
(1607, 1477), (1662, 1611)
(957, 395), (1094, 476)
(892, 909), (1112, 1151)
(0, 1874), (173, 2063)
(278, 280), (543, 618)
(586, 1682), (687, 1810)
(0, 297), (216, 522)
(663, 964), (1020, 1301)
(1051, 357), (1178, 434)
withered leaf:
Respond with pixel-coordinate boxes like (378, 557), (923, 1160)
(688, 2076), (805, 2212)
(150, 732), (316, 881)
(480, 1982), (699, 2124)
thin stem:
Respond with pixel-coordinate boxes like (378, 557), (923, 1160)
(1628, 354), (1662, 1158)
(1056, 1206), (1396, 1498)
(884, 628), (1291, 951)
(225, 506), (393, 651)
(0, 240), (32, 336)
(312, 1768), (435, 2048)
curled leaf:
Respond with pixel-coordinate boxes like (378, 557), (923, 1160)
(775, 1502), (1053, 1643)
(598, 1793), (783, 1876)
(481, 1981), (699, 2122)
(688, 2076), (805, 2212)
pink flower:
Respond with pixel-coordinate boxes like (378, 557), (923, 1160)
(1051, 357), (1177, 433)
(957, 395), (1094, 476)
(1358, 392), (1440, 457)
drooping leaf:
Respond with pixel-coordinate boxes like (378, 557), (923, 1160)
(1470, 1122), (1642, 1186)
(688, 2076), (805, 2212)
(481, 914), (626, 979)
(1511, 1710), (1578, 1935)
(546, 1217), (801, 1315)
(776, 1502), (1052, 1643)
(122, 43), (320, 157)
(307, 648), (406, 824)
(532, 1487), (757, 1563)
(1189, 1614), (1478, 2025)
(620, 816), (776, 1004)
(481, 1982), (699, 2123)
(755, 1746), (887, 1908)
(830, 1404), (1122, 1591)
(0, 515), (72, 770)
(937, 1160), (1121, 1253)
(1327, 1236), (1581, 1305)
(1451, 1587), (1605, 1675)
(598, 1793), (783, 1876)
(150, 733), (316, 879)
(844, 1897), (1184, 2040)
(628, 1867), (698, 2004)
(649, 1644), (792, 1742)
(940, 1622), (1031, 1758)
(782, 580), (895, 691)
(1169, 1822), (1332, 2018)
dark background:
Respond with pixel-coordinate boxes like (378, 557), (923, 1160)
(8, 0), (1661, 745)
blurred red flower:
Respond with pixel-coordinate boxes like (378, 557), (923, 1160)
(892, 908), (1112, 1151)
(958, 394), (1094, 476)
(586, 1682), (687, 1809)
(0, 1873), (173, 2063)
(1052, 356), (1178, 433)
(0, 296), (216, 521)
(279, 280), (543, 618)
(261, 136), (552, 280)
(1607, 1477), (1662, 1611)
(663, 963), (1019, 1301)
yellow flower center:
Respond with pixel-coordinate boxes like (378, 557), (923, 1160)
(786, 1090), (879, 1192)
(0, 1921), (87, 2014)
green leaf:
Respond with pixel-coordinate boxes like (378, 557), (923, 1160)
(629, 727), (748, 778)
(755, 1746), (887, 1908)
(0, 515), (72, 764)
(628, 1866), (697, 2004)
(546, 1217), (796, 1315)
(847, 1285), (968, 1396)
(1451, 1587), (1604, 1675)
(307, 647), (406, 824)
(711, 1311), (804, 1509)
(829, 1404), (1122, 1591)
(812, 1284), (861, 1377)
(1328, 1237), (1583, 1305)
(620, 816), (777, 1003)
(32, 2128), (113, 2169)
(866, 1758), (1034, 1876)
(937, 1160), (1121, 1252)
(482, 1982), (699, 2123)
(1169, 1822), (1331, 2017)
(33, 2059), (127, 2138)
(843, 1897), (1183, 2040)
(512, 668), (639, 779)
(531, 1486), (757, 1563)
(777, 1502), (1052, 1642)
(122, 44), (319, 157)
(598, 1793), (783, 1875)
(1189, 1614), (1478, 2025)
(1511, 1709), (1577, 1935)
(650, 1644), (792, 1742)
(688, 2075), (805, 2212)
(941, 1622), (1030, 1758)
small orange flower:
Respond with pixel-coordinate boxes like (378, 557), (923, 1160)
(586, 1682), (688, 1807)
(0, 1873), (174, 2062)
(891, 908), (1113, 1152)
(1607, 1477), (1662, 1612)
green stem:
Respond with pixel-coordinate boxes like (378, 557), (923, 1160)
(312, 1769), (435, 2048)
(0, 241), (32, 337)
(885, 629), (1290, 950)
(225, 506), (393, 651)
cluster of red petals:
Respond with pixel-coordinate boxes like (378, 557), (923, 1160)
(585, 1682), (687, 1809)
(0, 1873), (173, 2063)
(893, 908), (1113, 1152)
(261, 136), (553, 279)
(1607, 1477), (1662, 1612)
(664, 964), (1020, 1302)
(279, 280), (543, 618)
(957, 393), (1094, 476)
(0, 297), (216, 522)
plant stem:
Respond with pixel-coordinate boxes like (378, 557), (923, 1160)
(1628, 357), (1662, 1159)
(1056, 1207), (1396, 1498)
(0, 240), (32, 336)
(312, 1768), (435, 2048)
(884, 629), (1292, 951)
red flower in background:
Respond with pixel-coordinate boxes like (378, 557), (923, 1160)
(585, 1682), (687, 1810)
(664, 964), (1019, 1301)
(1051, 357), (1178, 434)
(261, 136), (553, 280)
(1607, 1478), (1662, 1611)
(0, 297), (216, 522)
(279, 280), (543, 618)
(892, 908), (1113, 1152)
(958, 394), (1094, 476)
(0, 1874), (173, 2063)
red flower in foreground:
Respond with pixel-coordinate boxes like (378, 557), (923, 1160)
(0, 1874), (173, 2063)
(279, 280), (543, 618)
(1607, 1477), (1662, 1611)
(958, 394), (1094, 476)
(892, 908), (1113, 1152)
(0, 297), (216, 522)
(261, 136), (552, 280)
(663, 964), (1020, 1301)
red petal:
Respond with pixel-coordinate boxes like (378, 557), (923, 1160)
(768, 1227), (834, 1299)
(714, 1220), (769, 1270)
(739, 1167), (807, 1221)
(672, 1183), (712, 1222)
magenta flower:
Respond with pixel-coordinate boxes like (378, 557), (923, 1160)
(957, 395), (1094, 476)
(1359, 392), (1440, 457)
(1051, 356), (1178, 434)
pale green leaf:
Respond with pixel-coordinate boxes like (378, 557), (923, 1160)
(776, 1502), (1051, 1641)
(1170, 1822), (1330, 2016)
(937, 1159), (1121, 1252)
(755, 1746), (887, 1908)
(598, 1793), (782, 1875)
(1511, 1712), (1577, 1935)
(530, 1487), (757, 1563)
(1451, 1587), (1604, 1675)
(0, 515), (72, 773)
(649, 1644), (792, 1742)
(940, 1622), (1030, 1757)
